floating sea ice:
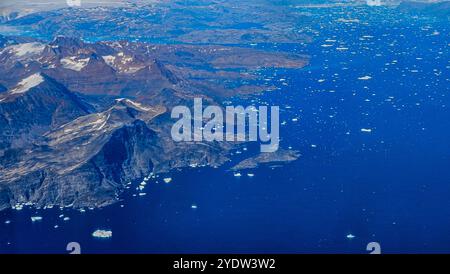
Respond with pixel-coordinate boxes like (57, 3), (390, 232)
(233, 172), (242, 177)
(358, 76), (372, 80)
(139, 193), (147, 196)
(311, 144), (317, 148)
(346, 234), (356, 239)
(31, 216), (43, 222)
(163, 178), (172, 184)
(247, 173), (255, 177)
(92, 229), (112, 239)
(63, 217), (70, 221)
(4, 220), (11, 224)
(54, 225), (59, 229)
(318, 79), (326, 83)
(191, 204), (198, 209)
(361, 128), (372, 133)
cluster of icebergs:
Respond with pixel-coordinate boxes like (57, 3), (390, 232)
(233, 172), (255, 178)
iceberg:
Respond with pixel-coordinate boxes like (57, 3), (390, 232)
(92, 229), (112, 239)
(163, 177), (172, 183)
(31, 216), (43, 222)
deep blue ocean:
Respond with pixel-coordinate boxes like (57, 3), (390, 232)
(0, 6), (449, 253)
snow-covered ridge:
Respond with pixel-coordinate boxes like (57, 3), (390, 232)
(10, 73), (44, 94)
(115, 98), (153, 111)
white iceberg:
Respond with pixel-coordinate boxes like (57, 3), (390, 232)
(163, 177), (172, 183)
(92, 229), (112, 239)
(358, 76), (372, 80)
(31, 216), (43, 222)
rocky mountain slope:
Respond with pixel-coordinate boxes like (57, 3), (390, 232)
(0, 35), (307, 210)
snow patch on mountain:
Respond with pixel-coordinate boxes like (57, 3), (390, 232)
(102, 55), (116, 66)
(10, 73), (44, 94)
(60, 56), (90, 71)
(4, 42), (45, 57)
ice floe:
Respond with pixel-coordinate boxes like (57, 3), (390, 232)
(361, 128), (373, 133)
(163, 177), (172, 183)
